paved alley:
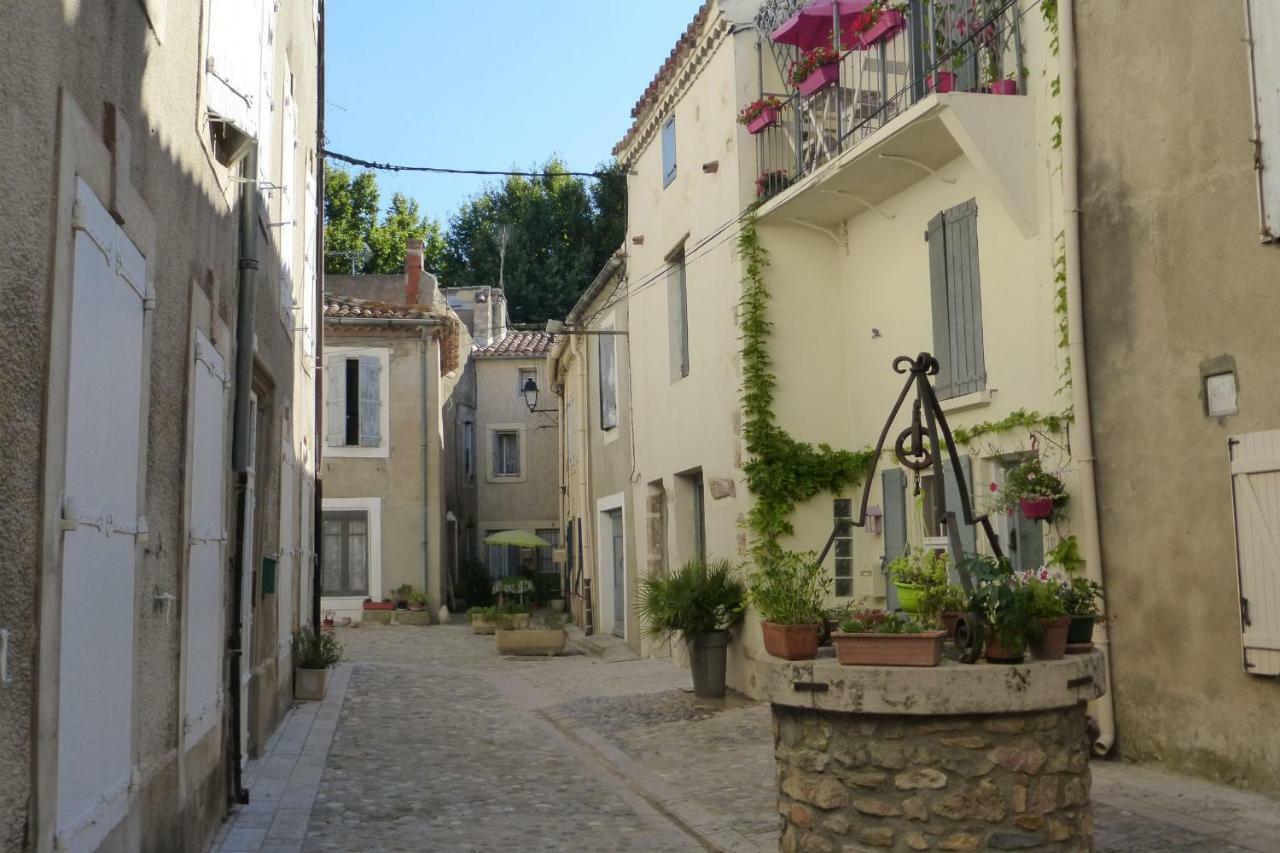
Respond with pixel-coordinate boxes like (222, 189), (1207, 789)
(211, 625), (1280, 853)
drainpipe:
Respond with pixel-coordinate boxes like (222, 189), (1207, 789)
(420, 328), (431, 602)
(312, 0), (326, 636)
(1059, 0), (1116, 756)
(228, 145), (259, 806)
(576, 333), (596, 635)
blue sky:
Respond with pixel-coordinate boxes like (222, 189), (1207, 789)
(324, 1), (700, 224)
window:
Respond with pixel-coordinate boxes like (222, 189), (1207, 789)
(661, 116), (677, 187)
(493, 430), (521, 477)
(485, 530), (520, 578)
(463, 421), (475, 476)
(926, 199), (986, 400)
(321, 510), (369, 596)
(668, 250), (689, 380)
(833, 499), (854, 597)
(536, 528), (560, 574)
(1247, 0), (1279, 241)
(517, 366), (537, 397)
(598, 328), (618, 430)
(325, 351), (384, 450)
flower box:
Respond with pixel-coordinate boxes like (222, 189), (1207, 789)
(832, 630), (946, 667)
(746, 108), (780, 134)
(761, 621), (820, 661)
(990, 79), (1018, 95)
(1019, 496), (1054, 520)
(797, 62), (840, 97)
(362, 600), (395, 611)
(927, 71), (957, 93)
(856, 9), (906, 48)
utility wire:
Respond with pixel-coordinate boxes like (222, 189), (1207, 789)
(324, 148), (619, 180)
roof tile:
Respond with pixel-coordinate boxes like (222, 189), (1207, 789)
(473, 331), (557, 358)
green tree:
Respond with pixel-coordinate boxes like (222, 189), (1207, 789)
(441, 159), (626, 324)
(367, 192), (446, 274)
(324, 165), (446, 275)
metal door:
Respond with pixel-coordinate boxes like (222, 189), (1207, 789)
(610, 509), (625, 637)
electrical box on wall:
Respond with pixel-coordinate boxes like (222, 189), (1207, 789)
(1201, 356), (1239, 418)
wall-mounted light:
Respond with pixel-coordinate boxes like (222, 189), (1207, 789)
(866, 505), (883, 535)
(522, 376), (539, 413)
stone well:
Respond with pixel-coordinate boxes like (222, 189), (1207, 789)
(759, 652), (1106, 852)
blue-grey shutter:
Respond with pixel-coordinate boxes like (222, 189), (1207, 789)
(357, 355), (381, 446)
(881, 469), (907, 611)
(926, 211), (952, 395)
(661, 117), (677, 187)
(944, 199), (985, 397)
(1011, 507), (1044, 571)
(324, 355), (346, 446)
(942, 456), (977, 557)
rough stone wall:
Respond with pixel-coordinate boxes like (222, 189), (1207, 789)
(773, 705), (1093, 852)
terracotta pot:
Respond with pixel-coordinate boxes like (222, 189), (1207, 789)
(1030, 615), (1070, 660)
(832, 631), (946, 667)
(940, 611), (965, 640)
(761, 621), (821, 661)
(983, 627), (1026, 664)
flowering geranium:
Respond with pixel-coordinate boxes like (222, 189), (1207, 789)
(738, 96), (783, 126)
(849, 1), (907, 38)
(788, 45), (840, 87)
(755, 169), (793, 198)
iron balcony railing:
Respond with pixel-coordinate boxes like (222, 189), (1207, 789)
(752, 0), (1025, 203)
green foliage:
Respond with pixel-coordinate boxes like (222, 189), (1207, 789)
(990, 456), (1068, 515)
(748, 551), (830, 626)
(886, 549), (949, 588)
(737, 217), (877, 561)
(920, 582), (968, 622)
(1061, 575), (1102, 617)
(950, 408), (1070, 446)
(390, 583), (415, 604)
(323, 165), (446, 275)
(637, 558), (746, 640)
(1046, 534), (1085, 575)
(963, 555), (1035, 647)
(409, 591), (430, 607)
(839, 613), (926, 634)
(291, 630), (343, 669)
(440, 159), (626, 323)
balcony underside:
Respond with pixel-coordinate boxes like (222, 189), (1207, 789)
(756, 92), (1038, 238)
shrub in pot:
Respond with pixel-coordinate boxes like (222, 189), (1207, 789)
(748, 551), (828, 661)
(964, 555), (1036, 664)
(1023, 569), (1070, 660)
(407, 591), (429, 612)
(638, 558), (745, 698)
(886, 548), (947, 614)
(991, 457), (1068, 522)
(391, 583), (414, 610)
(1061, 574), (1102, 649)
(832, 613), (945, 667)
(292, 629), (342, 700)
(920, 582), (968, 638)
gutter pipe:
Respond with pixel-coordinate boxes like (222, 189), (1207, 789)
(1059, 0), (1116, 756)
(313, 0), (326, 636)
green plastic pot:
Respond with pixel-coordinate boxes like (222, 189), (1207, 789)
(895, 582), (925, 614)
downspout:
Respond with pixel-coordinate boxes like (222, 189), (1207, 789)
(576, 333), (596, 635)
(228, 145), (259, 806)
(420, 328), (431, 602)
(312, 0), (326, 636)
(1059, 0), (1116, 756)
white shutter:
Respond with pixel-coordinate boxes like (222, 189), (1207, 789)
(183, 330), (228, 749)
(1230, 429), (1280, 676)
(302, 168), (317, 360)
(205, 0), (264, 138)
(56, 179), (146, 851)
(278, 64), (297, 330)
(358, 355), (382, 447)
(1248, 0), (1280, 241)
(256, 0), (276, 188)
(324, 356), (346, 446)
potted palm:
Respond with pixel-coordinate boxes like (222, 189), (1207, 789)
(790, 45), (841, 97)
(292, 629), (342, 700)
(749, 551), (828, 661)
(638, 558), (745, 698)
(832, 613), (945, 667)
(886, 548), (947, 614)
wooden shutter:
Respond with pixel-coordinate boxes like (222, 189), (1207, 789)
(927, 201), (986, 399)
(942, 456), (978, 557)
(662, 117), (677, 187)
(1248, 0), (1280, 241)
(206, 0), (264, 137)
(324, 356), (346, 446)
(599, 332), (618, 429)
(1229, 429), (1280, 676)
(882, 469), (907, 611)
(357, 355), (381, 447)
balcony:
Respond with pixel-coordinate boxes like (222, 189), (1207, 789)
(749, 0), (1036, 234)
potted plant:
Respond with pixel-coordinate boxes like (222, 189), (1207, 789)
(964, 555), (1035, 664)
(992, 457), (1068, 521)
(390, 584), (414, 610)
(362, 597), (395, 611)
(1061, 574), (1102, 651)
(738, 95), (783, 134)
(920, 582), (968, 638)
(321, 609), (336, 629)
(755, 169), (794, 199)
(407, 591), (429, 612)
(638, 558), (746, 698)
(1023, 569), (1070, 660)
(468, 606), (499, 635)
(292, 629), (342, 700)
(789, 45), (841, 97)
(886, 548), (947, 614)
(749, 551), (828, 661)
(496, 610), (569, 656)
(850, 1), (908, 49)
(832, 613), (945, 667)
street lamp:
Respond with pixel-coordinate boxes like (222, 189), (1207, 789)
(521, 376), (539, 413)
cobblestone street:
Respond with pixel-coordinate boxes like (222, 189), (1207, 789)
(211, 624), (1280, 852)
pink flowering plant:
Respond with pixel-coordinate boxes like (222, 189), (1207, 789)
(738, 96), (784, 126)
(788, 45), (840, 87)
(989, 456), (1068, 516)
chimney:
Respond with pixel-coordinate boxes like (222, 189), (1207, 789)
(404, 238), (424, 304)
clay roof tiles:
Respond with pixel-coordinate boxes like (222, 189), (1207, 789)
(473, 331), (557, 359)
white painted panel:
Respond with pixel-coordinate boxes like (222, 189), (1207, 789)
(256, 0), (276, 187)
(302, 169), (317, 360)
(1230, 428), (1280, 676)
(183, 331), (228, 749)
(278, 63), (297, 330)
(297, 458), (313, 629)
(56, 179), (145, 852)
(1249, 0), (1280, 241)
(277, 446), (296, 661)
(205, 0), (263, 138)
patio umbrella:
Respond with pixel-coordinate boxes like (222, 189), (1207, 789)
(770, 0), (873, 51)
(482, 529), (552, 549)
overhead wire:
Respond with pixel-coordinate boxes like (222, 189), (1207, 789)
(324, 148), (619, 180)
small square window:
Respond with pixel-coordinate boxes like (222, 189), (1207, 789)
(517, 367), (537, 397)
